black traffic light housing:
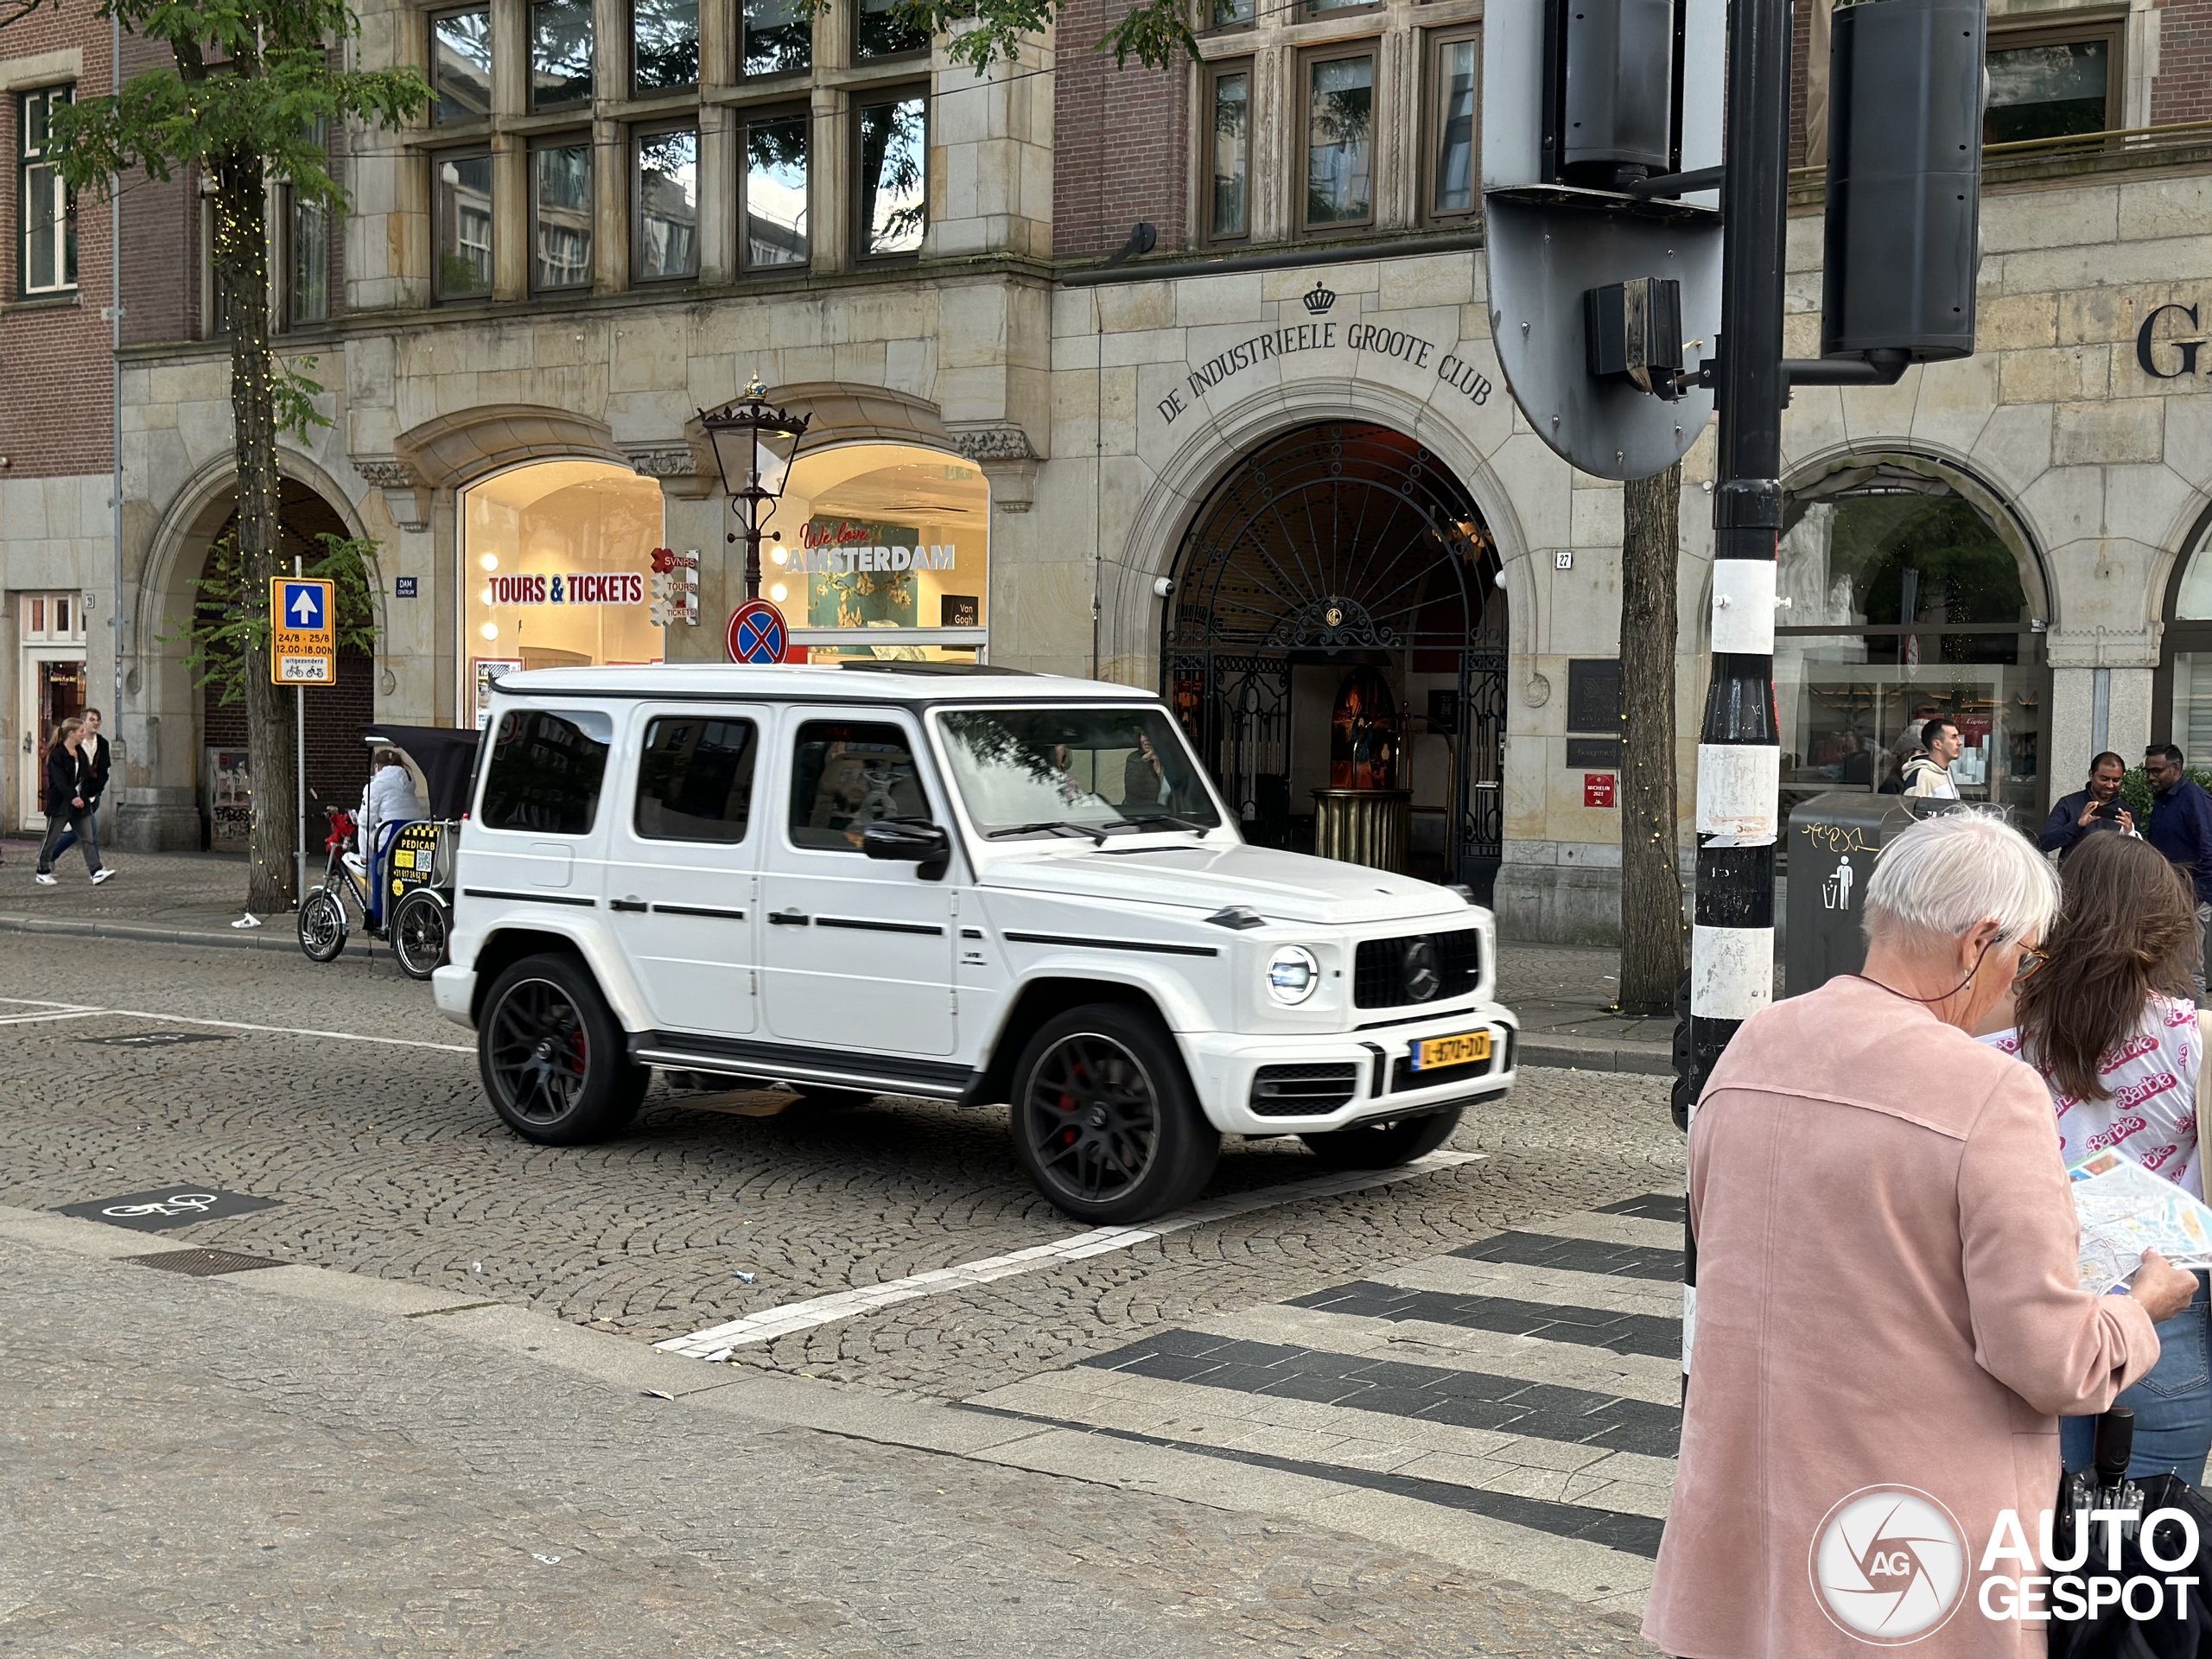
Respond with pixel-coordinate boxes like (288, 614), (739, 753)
(1543, 0), (1687, 190)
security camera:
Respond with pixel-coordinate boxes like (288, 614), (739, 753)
(1153, 576), (1174, 598)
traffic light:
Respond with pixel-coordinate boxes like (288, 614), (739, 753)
(1821, 0), (1986, 363)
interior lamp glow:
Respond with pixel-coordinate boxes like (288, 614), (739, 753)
(480, 554), (499, 571)
(770, 582), (788, 602)
(480, 621), (499, 641)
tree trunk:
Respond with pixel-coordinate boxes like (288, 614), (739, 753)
(1618, 461), (1684, 1014)
(213, 152), (296, 916)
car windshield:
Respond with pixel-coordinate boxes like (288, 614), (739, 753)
(937, 707), (1224, 839)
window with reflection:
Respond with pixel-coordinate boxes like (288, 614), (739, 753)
(743, 111), (809, 270)
(530, 0), (593, 111)
(855, 0), (928, 60)
(288, 191), (329, 325)
(1210, 0), (1255, 24)
(634, 127), (699, 280)
(431, 7), (493, 124)
(856, 92), (925, 257)
(636, 717), (759, 842)
(743, 0), (812, 75)
(1207, 65), (1249, 242)
(531, 139), (593, 290)
(632, 0), (699, 95)
(1773, 467), (2048, 824)
(2161, 529), (2212, 761)
(435, 149), (494, 300)
(1305, 52), (1375, 231)
(1429, 30), (1478, 218)
(1985, 32), (2113, 144)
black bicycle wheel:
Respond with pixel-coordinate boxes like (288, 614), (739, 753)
(477, 953), (645, 1145)
(297, 890), (347, 963)
(391, 889), (449, 981)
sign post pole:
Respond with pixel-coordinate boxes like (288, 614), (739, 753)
(268, 568), (334, 907)
(294, 556), (307, 906)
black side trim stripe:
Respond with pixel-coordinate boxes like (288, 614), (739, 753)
(816, 917), (944, 936)
(462, 888), (595, 907)
(1002, 931), (1218, 958)
(608, 899), (648, 913)
(628, 1029), (974, 1098)
(652, 904), (747, 920)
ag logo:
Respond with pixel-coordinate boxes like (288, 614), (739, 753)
(1809, 1485), (1967, 1643)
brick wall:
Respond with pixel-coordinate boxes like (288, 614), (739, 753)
(2154, 0), (2212, 125)
(1051, 0), (1190, 260)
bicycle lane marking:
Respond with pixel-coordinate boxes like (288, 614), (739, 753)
(0, 997), (474, 1053)
(656, 1151), (1488, 1360)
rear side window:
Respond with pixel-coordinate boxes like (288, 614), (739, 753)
(635, 715), (759, 842)
(479, 707), (613, 834)
(787, 721), (929, 851)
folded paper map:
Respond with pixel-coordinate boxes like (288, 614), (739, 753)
(2069, 1148), (2212, 1294)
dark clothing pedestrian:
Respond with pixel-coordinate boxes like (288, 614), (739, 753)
(2148, 775), (2212, 906)
(2040, 789), (2132, 860)
(36, 743), (104, 878)
(49, 730), (108, 866)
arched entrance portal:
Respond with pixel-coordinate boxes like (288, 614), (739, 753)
(1163, 423), (1507, 887)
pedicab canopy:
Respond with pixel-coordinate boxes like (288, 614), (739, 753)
(361, 726), (484, 821)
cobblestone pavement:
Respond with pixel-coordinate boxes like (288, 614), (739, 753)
(0, 1232), (1653, 1656)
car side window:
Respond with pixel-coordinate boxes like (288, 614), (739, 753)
(634, 715), (759, 842)
(479, 707), (613, 834)
(787, 720), (929, 851)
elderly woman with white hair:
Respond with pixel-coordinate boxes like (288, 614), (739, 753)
(1644, 811), (2196, 1659)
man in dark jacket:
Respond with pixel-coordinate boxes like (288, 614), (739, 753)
(2041, 750), (2136, 859)
(2145, 743), (2212, 992)
(48, 706), (110, 871)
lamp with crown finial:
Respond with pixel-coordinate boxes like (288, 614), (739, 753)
(699, 378), (811, 600)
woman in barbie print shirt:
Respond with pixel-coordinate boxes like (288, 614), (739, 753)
(1981, 830), (2212, 1479)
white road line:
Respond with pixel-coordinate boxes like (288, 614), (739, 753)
(0, 996), (474, 1053)
(0, 1006), (105, 1026)
(657, 1151), (1488, 1360)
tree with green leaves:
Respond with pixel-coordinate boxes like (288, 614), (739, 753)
(13, 1), (427, 912)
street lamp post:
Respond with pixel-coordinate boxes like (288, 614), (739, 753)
(698, 378), (810, 601)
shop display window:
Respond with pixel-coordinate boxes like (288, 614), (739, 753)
(461, 460), (667, 723)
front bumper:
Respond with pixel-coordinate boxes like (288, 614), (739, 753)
(1179, 1003), (1518, 1137)
(431, 964), (478, 1028)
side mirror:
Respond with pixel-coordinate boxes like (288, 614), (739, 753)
(861, 816), (951, 880)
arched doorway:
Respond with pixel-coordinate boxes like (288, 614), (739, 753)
(2156, 507), (2212, 759)
(1162, 422), (1506, 887)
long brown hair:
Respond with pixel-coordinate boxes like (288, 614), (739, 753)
(2015, 832), (2201, 1101)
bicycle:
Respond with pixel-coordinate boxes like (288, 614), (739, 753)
(298, 807), (448, 978)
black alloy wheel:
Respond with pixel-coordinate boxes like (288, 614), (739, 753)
(477, 953), (645, 1145)
(297, 890), (347, 963)
(391, 889), (449, 981)
(1301, 1105), (1464, 1171)
(1010, 1004), (1217, 1224)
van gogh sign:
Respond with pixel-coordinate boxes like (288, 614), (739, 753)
(1153, 286), (1495, 426)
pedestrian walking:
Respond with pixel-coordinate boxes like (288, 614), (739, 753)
(47, 707), (111, 874)
(1643, 811), (2191, 1659)
(2145, 743), (2212, 995)
(2039, 749), (2137, 860)
(1979, 831), (2212, 1483)
(35, 718), (109, 885)
(1902, 715), (1963, 798)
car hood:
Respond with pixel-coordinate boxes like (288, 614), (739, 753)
(976, 840), (1473, 927)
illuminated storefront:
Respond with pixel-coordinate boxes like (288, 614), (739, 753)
(760, 442), (989, 663)
(460, 459), (667, 722)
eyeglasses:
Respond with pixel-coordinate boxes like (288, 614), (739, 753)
(2012, 945), (2050, 986)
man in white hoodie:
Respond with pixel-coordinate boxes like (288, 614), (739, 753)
(348, 748), (427, 874)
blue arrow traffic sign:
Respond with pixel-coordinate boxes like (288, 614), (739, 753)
(283, 582), (324, 629)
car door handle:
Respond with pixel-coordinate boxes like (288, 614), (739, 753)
(609, 898), (648, 913)
(767, 909), (810, 926)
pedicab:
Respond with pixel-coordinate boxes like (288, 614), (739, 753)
(296, 724), (482, 979)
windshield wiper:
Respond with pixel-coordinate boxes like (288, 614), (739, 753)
(984, 819), (1109, 845)
(1111, 813), (1211, 836)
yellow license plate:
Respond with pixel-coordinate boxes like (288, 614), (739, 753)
(1414, 1030), (1492, 1071)
(393, 849), (415, 869)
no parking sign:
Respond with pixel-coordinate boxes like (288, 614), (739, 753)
(726, 598), (788, 664)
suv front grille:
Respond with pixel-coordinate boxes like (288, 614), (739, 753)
(1353, 928), (1483, 1009)
(1250, 1062), (1361, 1116)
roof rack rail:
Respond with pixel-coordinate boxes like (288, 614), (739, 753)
(836, 661), (1031, 677)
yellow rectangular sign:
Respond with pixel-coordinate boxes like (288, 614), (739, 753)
(270, 577), (335, 686)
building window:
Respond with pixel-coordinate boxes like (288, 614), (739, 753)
(1205, 64), (1250, 243)
(530, 138), (594, 290)
(529, 0), (594, 112)
(1209, 0), (1255, 26)
(634, 126), (699, 280)
(1303, 48), (1376, 233)
(431, 7), (493, 124)
(2158, 523), (2212, 759)
(287, 192), (330, 325)
(742, 109), (810, 270)
(1427, 29), (1478, 219)
(855, 0), (927, 60)
(435, 149), (495, 300)
(632, 0), (699, 96)
(855, 90), (925, 258)
(1985, 25), (2120, 144)
(19, 86), (75, 296)
(743, 0), (812, 75)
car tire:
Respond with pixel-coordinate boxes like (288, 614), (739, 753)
(478, 952), (647, 1146)
(391, 889), (449, 981)
(1009, 1003), (1218, 1224)
(1300, 1106), (1464, 1171)
(297, 890), (347, 963)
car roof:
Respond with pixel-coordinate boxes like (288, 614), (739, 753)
(491, 663), (1165, 705)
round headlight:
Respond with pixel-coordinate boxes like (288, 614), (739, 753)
(1265, 945), (1320, 1006)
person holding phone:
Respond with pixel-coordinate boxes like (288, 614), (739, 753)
(2041, 750), (2137, 861)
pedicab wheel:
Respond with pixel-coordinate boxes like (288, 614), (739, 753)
(1300, 1106), (1464, 1171)
(391, 888), (449, 981)
(478, 952), (646, 1146)
(1009, 1004), (1217, 1225)
(297, 890), (347, 963)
